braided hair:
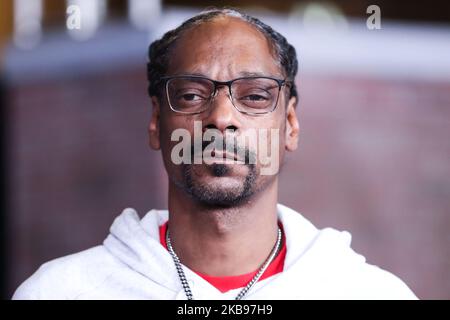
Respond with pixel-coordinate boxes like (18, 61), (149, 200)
(147, 8), (298, 101)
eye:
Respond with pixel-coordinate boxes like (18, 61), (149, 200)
(175, 91), (208, 103)
(242, 94), (268, 101)
(181, 93), (203, 101)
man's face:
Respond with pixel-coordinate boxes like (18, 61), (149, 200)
(149, 17), (299, 207)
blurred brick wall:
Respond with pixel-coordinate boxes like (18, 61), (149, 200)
(6, 67), (450, 299)
(280, 75), (450, 299)
(7, 68), (168, 297)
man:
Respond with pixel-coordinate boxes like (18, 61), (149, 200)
(13, 8), (417, 300)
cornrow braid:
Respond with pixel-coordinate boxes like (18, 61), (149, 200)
(147, 8), (298, 100)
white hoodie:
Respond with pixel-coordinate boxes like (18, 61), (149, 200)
(12, 204), (417, 300)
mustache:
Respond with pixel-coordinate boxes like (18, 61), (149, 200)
(189, 136), (257, 164)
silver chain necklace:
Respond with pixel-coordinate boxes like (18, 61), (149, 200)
(166, 227), (282, 300)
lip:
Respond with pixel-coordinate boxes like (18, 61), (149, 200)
(211, 150), (237, 160)
(201, 149), (245, 164)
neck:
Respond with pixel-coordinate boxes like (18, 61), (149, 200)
(167, 178), (279, 276)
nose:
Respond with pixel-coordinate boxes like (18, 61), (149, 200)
(202, 87), (241, 133)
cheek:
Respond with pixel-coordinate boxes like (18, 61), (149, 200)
(159, 115), (172, 154)
(159, 113), (184, 165)
(159, 110), (188, 143)
(159, 112), (198, 168)
(264, 111), (287, 164)
(242, 116), (285, 163)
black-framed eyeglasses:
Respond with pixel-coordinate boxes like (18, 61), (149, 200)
(161, 75), (290, 115)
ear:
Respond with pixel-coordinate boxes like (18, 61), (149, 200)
(285, 96), (300, 152)
(148, 96), (161, 150)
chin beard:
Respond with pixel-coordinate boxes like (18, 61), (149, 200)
(178, 163), (258, 207)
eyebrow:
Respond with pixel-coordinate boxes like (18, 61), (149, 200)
(172, 71), (283, 79)
(237, 71), (271, 77)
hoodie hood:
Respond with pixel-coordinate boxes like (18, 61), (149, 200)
(101, 204), (415, 299)
(13, 204), (417, 300)
(103, 208), (180, 291)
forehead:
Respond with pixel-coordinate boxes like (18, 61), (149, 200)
(167, 17), (283, 79)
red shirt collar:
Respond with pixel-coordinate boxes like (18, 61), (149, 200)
(159, 221), (286, 293)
